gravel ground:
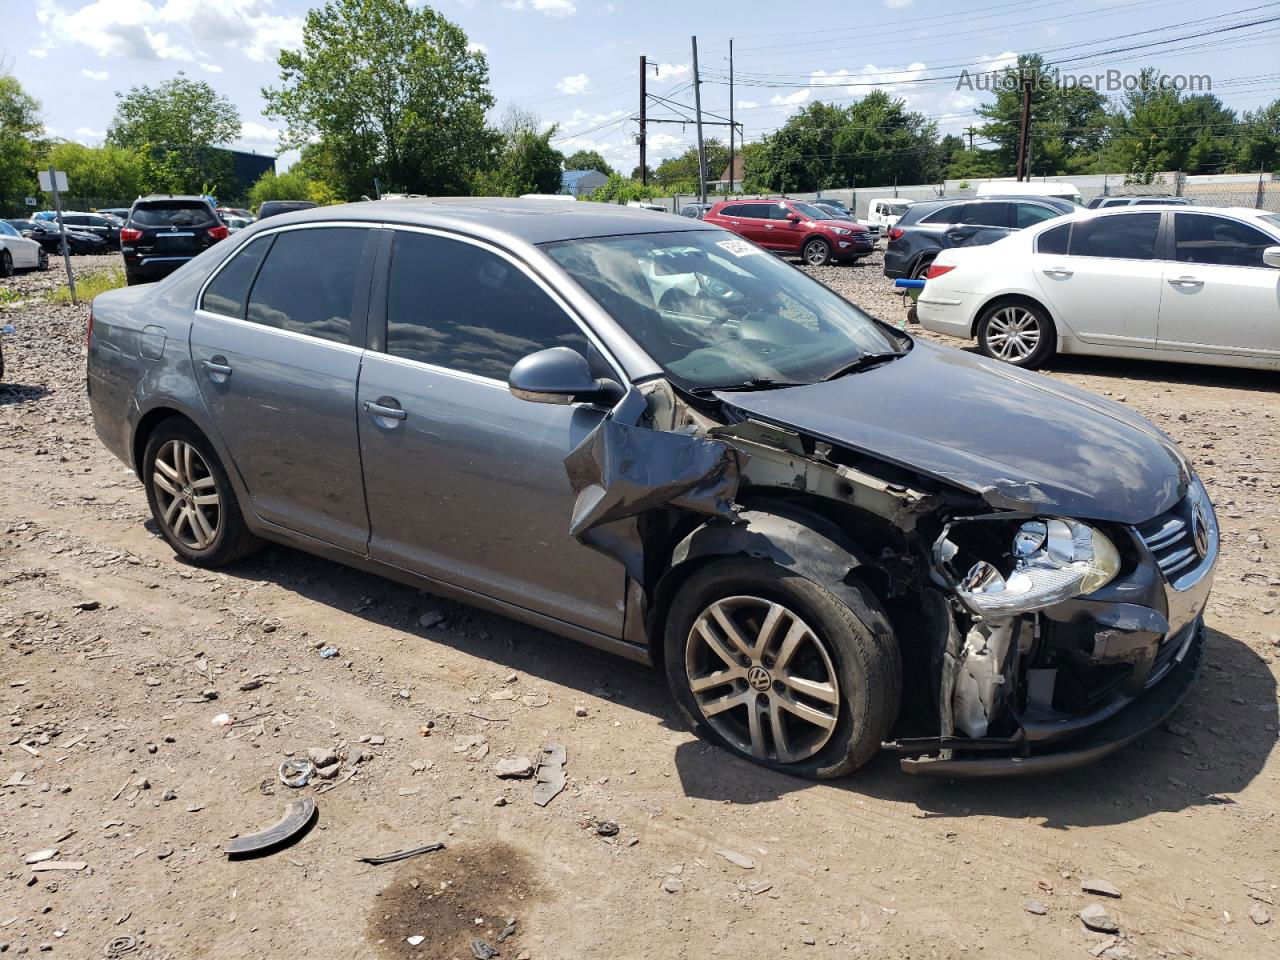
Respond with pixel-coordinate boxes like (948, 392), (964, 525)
(1, 253), (1278, 959)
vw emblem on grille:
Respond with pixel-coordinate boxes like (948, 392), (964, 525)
(746, 666), (772, 692)
(1190, 502), (1210, 559)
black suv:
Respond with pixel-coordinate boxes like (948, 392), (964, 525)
(121, 196), (228, 285)
(60, 212), (123, 249)
(883, 195), (1076, 280)
(257, 200), (317, 220)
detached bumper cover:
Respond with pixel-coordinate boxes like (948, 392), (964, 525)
(897, 618), (1205, 777)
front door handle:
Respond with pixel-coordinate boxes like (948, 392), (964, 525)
(1041, 266), (1073, 279)
(364, 398), (407, 421)
(1168, 275), (1203, 288)
(202, 356), (232, 377)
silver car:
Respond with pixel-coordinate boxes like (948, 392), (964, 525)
(87, 199), (1216, 779)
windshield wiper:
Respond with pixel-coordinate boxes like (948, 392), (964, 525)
(821, 351), (902, 381)
(696, 377), (809, 394)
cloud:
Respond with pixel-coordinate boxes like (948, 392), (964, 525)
(884, 0), (913, 7)
(654, 62), (689, 83)
(556, 73), (591, 95)
(238, 121), (281, 145)
(975, 50), (1019, 74)
(32, 0), (302, 64)
(736, 99), (758, 109)
(75, 127), (106, 141)
(770, 89), (810, 107)
(199, 61), (224, 73)
(501, 0), (576, 16)
(81, 68), (110, 81)
(466, 41), (488, 55)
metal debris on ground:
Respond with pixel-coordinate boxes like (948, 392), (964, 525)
(224, 797), (317, 858)
(278, 758), (315, 789)
(356, 841), (446, 866)
(532, 742), (567, 807)
(496, 920), (517, 942)
(105, 934), (138, 957)
(318, 645), (339, 658)
(471, 938), (499, 959)
(594, 820), (619, 837)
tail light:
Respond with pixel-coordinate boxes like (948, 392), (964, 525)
(886, 226), (905, 242)
(925, 263), (956, 280)
(207, 225), (229, 240)
(120, 227), (142, 243)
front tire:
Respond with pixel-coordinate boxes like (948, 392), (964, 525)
(977, 299), (1056, 369)
(142, 419), (261, 567)
(664, 558), (901, 779)
(0, 250), (12, 278)
(802, 238), (831, 266)
(36, 249), (49, 271)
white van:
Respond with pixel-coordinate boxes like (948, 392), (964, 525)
(975, 181), (1082, 205)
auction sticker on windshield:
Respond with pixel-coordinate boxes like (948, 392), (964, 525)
(717, 238), (759, 258)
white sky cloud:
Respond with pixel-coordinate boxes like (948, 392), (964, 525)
(199, 61), (224, 73)
(466, 41), (488, 54)
(736, 100), (758, 109)
(501, 0), (577, 17)
(556, 73), (591, 95)
(654, 62), (690, 83)
(770, 89), (810, 107)
(884, 0), (913, 8)
(238, 121), (280, 145)
(74, 126), (106, 141)
(81, 68), (110, 81)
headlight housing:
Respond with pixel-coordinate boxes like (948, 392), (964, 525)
(830, 227), (852, 236)
(944, 518), (1121, 617)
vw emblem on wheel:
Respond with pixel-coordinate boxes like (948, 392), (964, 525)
(746, 665), (773, 692)
(1191, 502), (1210, 559)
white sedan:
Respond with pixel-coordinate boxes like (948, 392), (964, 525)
(917, 205), (1280, 370)
(0, 220), (48, 276)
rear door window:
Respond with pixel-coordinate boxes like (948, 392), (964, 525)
(1173, 213), (1274, 268)
(201, 236), (273, 318)
(958, 202), (1010, 227)
(246, 227), (370, 344)
(1015, 203), (1060, 229)
(921, 204), (963, 225)
(385, 231), (588, 380)
(130, 204), (215, 228)
(739, 203), (773, 219)
(1068, 212), (1160, 260)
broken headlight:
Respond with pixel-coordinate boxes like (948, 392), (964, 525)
(948, 518), (1120, 617)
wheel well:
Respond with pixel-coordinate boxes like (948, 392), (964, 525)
(131, 408), (196, 476)
(971, 293), (1054, 339)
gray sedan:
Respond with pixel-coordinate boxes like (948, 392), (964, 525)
(87, 199), (1215, 779)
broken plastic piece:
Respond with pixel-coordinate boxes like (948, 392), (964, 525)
(532, 742), (567, 807)
(278, 758), (315, 789)
(356, 841), (446, 865)
(224, 797), (317, 858)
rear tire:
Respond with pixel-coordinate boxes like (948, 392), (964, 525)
(0, 250), (12, 278)
(976, 299), (1056, 369)
(802, 238), (831, 266)
(142, 418), (262, 567)
(664, 558), (901, 779)
(910, 257), (934, 280)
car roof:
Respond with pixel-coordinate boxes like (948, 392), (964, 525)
(260, 197), (720, 245)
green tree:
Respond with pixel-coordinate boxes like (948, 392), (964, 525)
(974, 54), (1108, 176)
(107, 72), (241, 194)
(563, 149), (614, 177)
(629, 163), (654, 181)
(746, 93), (941, 192)
(41, 141), (147, 206)
(0, 73), (43, 211)
(1235, 98), (1280, 173)
(586, 173), (657, 203)
(653, 139), (730, 190)
(1098, 72), (1238, 175)
(265, 0), (494, 199)
(472, 111), (563, 196)
(247, 167), (337, 210)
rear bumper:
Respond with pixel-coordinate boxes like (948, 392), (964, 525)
(917, 292), (976, 338)
(897, 619), (1204, 777)
(122, 254), (194, 279)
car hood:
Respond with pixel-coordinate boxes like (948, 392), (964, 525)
(714, 338), (1189, 525)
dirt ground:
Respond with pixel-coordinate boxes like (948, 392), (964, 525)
(1, 251), (1277, 960)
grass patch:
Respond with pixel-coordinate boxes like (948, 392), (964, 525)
(48, 266), (127, 303)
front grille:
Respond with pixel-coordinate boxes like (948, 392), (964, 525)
(1136, 501), (1200, 581)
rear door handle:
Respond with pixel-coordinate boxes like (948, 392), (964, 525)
(202, 356), (232, 377)
(364, 398), (407, 421)
(1041, 266), (1073, 279)
(1168, 275), (1203, 288)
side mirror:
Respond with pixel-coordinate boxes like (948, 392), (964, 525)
(508, 347), (623, 406)
(1264, 245), (1280, 269)
(786, 213), (801, 223)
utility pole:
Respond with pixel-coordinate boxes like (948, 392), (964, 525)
(964, 126), (975, 150)
(638, 55), (647, 185)
(1015, 70), (1033, 181)
(732, 38), (742, 194)
(692, 35), (706, 203)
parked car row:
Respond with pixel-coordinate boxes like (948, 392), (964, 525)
(703, 197), (875, 265)
(6, 218), (109, 257)
(84, 198), (1219, 781)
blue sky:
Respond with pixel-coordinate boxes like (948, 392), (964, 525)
(5, 0), (1280, 175)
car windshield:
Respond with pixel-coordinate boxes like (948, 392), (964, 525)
(544, 230), (904, 391)
(791, 201), (834, 220)
(131, 203), (213, 227)
(885, 202), (911, 216)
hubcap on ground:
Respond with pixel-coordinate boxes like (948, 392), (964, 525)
(152, 439), (221, 550)
(985, 306), (1042, 362)
(686, 596), (840, 763)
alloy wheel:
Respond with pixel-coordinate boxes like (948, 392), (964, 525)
(985, 306), (1042, 363)
(686, 595), (840, 763)
(804, 241), (829, 266)
(152, 439), (221, 550)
